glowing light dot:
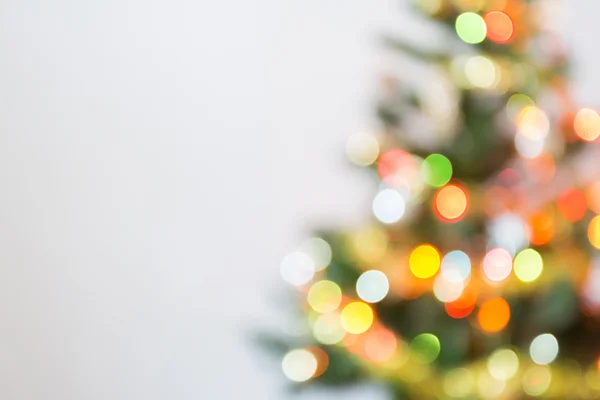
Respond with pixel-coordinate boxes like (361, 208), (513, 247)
(513, 248), (543, 283)
(530, 334), (559, 365)
(455, 12), (487, 44)
(441, 250), (471, 283)
(410, 333), (441, 364)
(312, 313), (346, 345)
(364, 328), (397, 363)
(445, 289), (477, 319)
(523, 366), (552, 396)
(515, 134), (545, 159)
(282, 349), (318, 382)
(444, 368), (475, 398)
(346, 132), (379, 166)
(373, 189), (406, 224)
(517, 106), (550, 140)
(482, 248), (513, 282)
(477, 371), (506, 399)
(356, 270), (389, 303)
(409, 244), (441, 279)
(300, 237), (332, 271)
(307, 281), (342, 313)
(588, 216), (600, 249)
(340, 302), (374, 334)
(558, 188), (587, 222)
(485, 11), (514, 43)
(435, 184), (468, 222)
(422, 154), (453, 187)
(487, 348), (519, 380)
(465, 56), (497, 89)
(280, 252), (314, 286)
(433, 275), (464, 303)
(377, 149), (415, 183)
(478, 297), (510, 333)
(307, 347), (329, 378)
(506, 94), (535, 122)
(587, 181), (600, 214)
(574, 108), (600, 142)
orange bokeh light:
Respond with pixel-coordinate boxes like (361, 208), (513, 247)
(478, 297), (510, 333)
(588, 216), (600, 250)
(364, 328), (398, 363)
(445, 287), (477, 319)
(485, 11), (514, 43)
(307, 346), (330, 378)
(529, 211), (555, 246)
(574, 108), (600, 142)
(557, 188), (587, 222)
(587, 181), (600, 214)
(434, 184), (468, 222)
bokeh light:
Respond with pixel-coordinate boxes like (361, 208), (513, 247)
(557, 188), (587, 222)
(513, 248), (543, 283)
(307, 280), (342, 313)
(574, 108), (600, 142)
(444, 368), (475, 398)
(307, 346), (329, 378)
(356, 270), (390, 303)
(410, 333), (441, 364)
(506, 94), (535, 122)
(433, 274), (464, 303)
(530, 334), (559, 365)
(529, 211), (555, 246)
(523, 366), (552, 396)
(515, 133), (545, 159)
(340, 302), (374, 334)
(489, 213), (530, 254)
(587, 181), (600, 214)
(445, 288), (477, 319)
(300, 237), (332, 271)
(435, 184), (468, 222)
(351, 226), (388, 264)
(588, 215), (600, 249)
(482, 248), (513, 282)
(465, 56), (498, 89)
(346, 132), (379, 166)
(409, 244), (441, 279)
(422, 154), (453, 187)
(477, 371), (506, 398)
(373, 189), (406, 224)
(312, 313), (346, 345)
(517, 106), (550, 140)
(364, 328), (397, 363)
(441, 250), (471, 283)
(478, 297), (510, 333)
(487, 348), (519, 380)
(484, 11), (514, 43)
(456, 12), (487, 44)
(280, 251), (315, 286)
(378, 149), (416, 183)
(282, 349), (318, 382)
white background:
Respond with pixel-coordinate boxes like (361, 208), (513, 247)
(0, 0), (596, 399)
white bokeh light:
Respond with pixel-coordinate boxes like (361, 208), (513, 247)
(529, 334), (559, 365)
(441, 250), (471, 283)
(488, 213), (529, 255)
(433, 274), (464, 303)
(280, 251), (315, 286)
(346, 132), (379, 166)
(372, 188), (406, 224)
(356, 270), (389, 303)
(515, 133), (545, 159)
(300, 237), (332, 271)
(281, 349), (317, 382)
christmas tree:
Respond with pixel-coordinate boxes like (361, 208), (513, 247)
(270, 1), (600, 399)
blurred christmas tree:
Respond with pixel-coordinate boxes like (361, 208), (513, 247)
(268, 0), (600, 399)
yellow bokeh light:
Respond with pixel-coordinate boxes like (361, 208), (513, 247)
(340, 302), (374, 334)
(465, 56), (498, 89)
(409, 244), (441, 279)
(523, 365), (552, 396)
(307, 280), (342, 313)
(588, 216), (600, 249)
(517, 106), (549, 140)
(513, 248), (543, 282)
(487, 348), (519, 380)
(444, 368), (475, 397)
(312, 313), (346, 345)
(346, 132), (380, 166)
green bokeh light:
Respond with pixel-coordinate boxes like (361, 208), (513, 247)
(410, 333), (441, 364)
(455, 12), (486, 44)
(422, 154), (453, 187)
(514, 248), (544, 282)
